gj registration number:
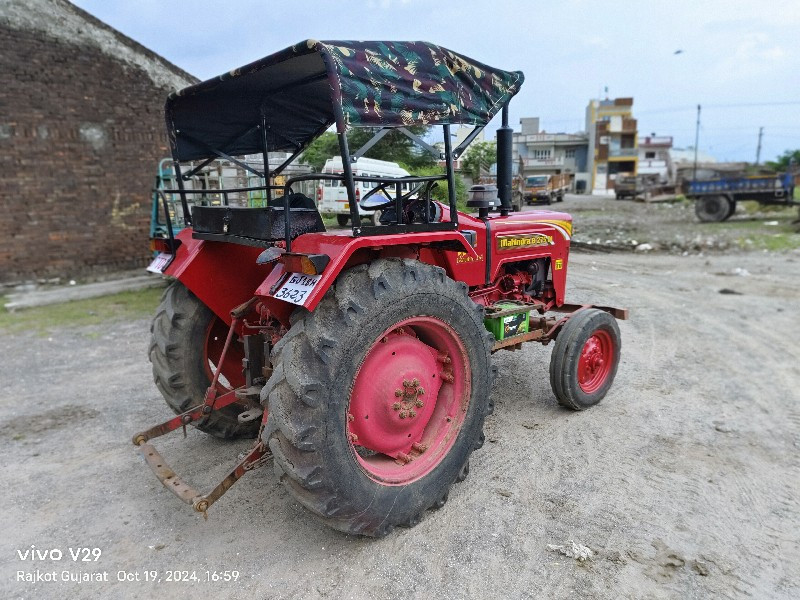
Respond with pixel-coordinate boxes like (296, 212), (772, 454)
(272, 273), (322, 305)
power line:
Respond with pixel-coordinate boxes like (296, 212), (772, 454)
(637, 100), (800, 116)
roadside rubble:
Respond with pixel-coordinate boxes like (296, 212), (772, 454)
(547, 541), (595, 562)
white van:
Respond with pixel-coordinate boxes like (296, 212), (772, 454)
(316, 156), (411, 226)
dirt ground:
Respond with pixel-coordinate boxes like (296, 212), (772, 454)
(559, 193), (800, 254)
(2, 208), (800, 598)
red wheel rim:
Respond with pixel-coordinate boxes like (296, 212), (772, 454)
(203, 317), (245, 390)
(347, 317), (471, 485)
(577, 329), (614, 394)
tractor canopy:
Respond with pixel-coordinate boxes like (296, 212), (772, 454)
(165, 40), (524, 162)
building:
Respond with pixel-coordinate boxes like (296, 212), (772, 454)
(511, 118), (590, 192)
(586, 98), (638, 195)
(0, 0), (196, 284)
(638, 135), (673, 183)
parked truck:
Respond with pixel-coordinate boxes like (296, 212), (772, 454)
(520, 173), (570, 205)
(683, 172), (797, 222)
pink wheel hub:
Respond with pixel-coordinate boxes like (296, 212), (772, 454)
(203, 317), (245, 390)
(577, 330), (613, 393)
(348, 318), (471, 485)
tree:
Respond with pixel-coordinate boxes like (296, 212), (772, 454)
(766, 149), (800, 172)
(300, 132), (339, 172)
(406, 164), (468, 212)
(301, 126), (436, 172)
(460, 141), (496, 181)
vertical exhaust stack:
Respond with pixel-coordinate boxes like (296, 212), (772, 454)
(496, 104), (513, 217)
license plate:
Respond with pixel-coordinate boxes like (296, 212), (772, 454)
(146, 252), (172, 274)
(343, 203), (349, 209)
(272, 273), (322, 305)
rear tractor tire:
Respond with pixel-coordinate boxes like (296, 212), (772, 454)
(262, 259), (494, 536)
(149, 281), (258, 439)
(549, 308), (621, 411)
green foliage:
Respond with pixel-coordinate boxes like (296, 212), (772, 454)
(766, 149), (800, 171)
(302, 126), (437, 172)
(301, 132), (339, 172)
(460, 141), (496, 181)
(736, 233), (800, 252)
(406, 165), (469, 212)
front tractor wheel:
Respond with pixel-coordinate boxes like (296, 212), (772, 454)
(262, 259), (493, 536)
(149, 281), (258, 439)
(549, 308), (621, 411)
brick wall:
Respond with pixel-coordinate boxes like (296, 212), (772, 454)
(0, 22), (188, 284)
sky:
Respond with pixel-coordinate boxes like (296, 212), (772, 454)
(71, 0), (800, 163)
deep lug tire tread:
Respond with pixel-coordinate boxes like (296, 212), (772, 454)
(262, 259), (493, 536)
(149, 281), (257, 439)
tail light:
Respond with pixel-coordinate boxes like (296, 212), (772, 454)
(355, 187), (361, 202)
(279, 252), (330, 275)
(316, 186), (322, 203)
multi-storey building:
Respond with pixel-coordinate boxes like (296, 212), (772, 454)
(638, 135), (673, 183)
(586, 98), (638, 194)
(511, 118), (590, 192)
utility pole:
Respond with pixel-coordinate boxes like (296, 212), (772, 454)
(693, 104), (701, 179)
(755, 126), (763, 166)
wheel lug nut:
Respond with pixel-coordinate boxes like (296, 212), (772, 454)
(409, 410), (416, 418)
(415, 399), (424, 408)
(441, 372), (454, 383)
(403, 379), (411, 387)
(347, 413), (354, 422)
(395, 389), (403, 397)
(399, 411), (407, 419)
(417, 387), (425, 395)
(412, 442), (427, 453)
(396, 452), (411, 464)
(412, 378), (419, 386)
(392, 402), (401, 410)
(348, 432), (358, 442)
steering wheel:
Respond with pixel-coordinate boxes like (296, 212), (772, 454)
(359, 179), (428, 211)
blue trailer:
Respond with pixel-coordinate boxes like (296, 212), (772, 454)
(684, 172), (797, 222)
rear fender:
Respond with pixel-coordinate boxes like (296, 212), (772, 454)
(255, 230), (478, 321)
(162, 229), (268, 325)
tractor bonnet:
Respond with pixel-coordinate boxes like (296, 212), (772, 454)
(165, 40), (524, 162)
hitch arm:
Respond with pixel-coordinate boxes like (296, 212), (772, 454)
(136, 440), (271, 516)
(132, 297), (270, 516)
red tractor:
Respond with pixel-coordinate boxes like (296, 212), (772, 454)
(135, 40), (627, 537)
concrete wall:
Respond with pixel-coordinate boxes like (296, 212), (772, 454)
(0, 0), (195, 284)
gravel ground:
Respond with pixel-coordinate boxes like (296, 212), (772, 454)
(1, 245), (800, 599)
(555, 193), (800, 254)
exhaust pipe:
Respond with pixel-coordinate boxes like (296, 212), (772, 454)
(496, 104), (513, 216)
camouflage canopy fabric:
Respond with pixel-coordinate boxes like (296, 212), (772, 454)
(166, 40), (523, 162)
(317, 40), (523, 127)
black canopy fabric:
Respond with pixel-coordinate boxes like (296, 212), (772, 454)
(165, 40), (524, 162)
